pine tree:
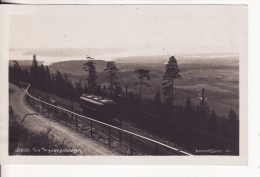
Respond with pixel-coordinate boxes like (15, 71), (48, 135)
(199, 88), (209, 114)
(75, 79), (84, 96)
(45, 66), (51, 80)
(83, 83), (88, 93)
(103, 85), (107, 96)
(184, 95), (193, 113)
(128, 91), (134, 103)
(45, 66), (51, 92)
(162, 56), (181, 106)
(54, 70), (65, 96)
(31, 54), (38, 74)
(154, 91), (161, 106)
(212, 109), (217, 120)
(11, 60), (22, 81)
(104, 61), (119, 97)
(22, 68), (30, 83)
(134, 69), (151, 101)
(114, 85), (122, 99)
(228, 108), (238, 125)
(30, 54), (39, 87)
(63, 74), (70, 98)
(39, 64), (46, 89)
(67, 79), (74, 99)
(95, 84), (102, 96)
(83, 56), (97, 94)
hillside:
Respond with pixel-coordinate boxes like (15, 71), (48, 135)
(115, 55), (171, 64)
(114, 54), (238, 64)
(9, 60), (44, 66)
(50, 60), (108, 75)
(47, 58), (239, 98)
(47, 57), (238, 79)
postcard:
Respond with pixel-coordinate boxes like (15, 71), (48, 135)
(0, 3), (249, 166)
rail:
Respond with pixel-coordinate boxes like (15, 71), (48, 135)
(21, 81), (192, 156)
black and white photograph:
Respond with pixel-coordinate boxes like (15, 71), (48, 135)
(6, 5), (247, 158)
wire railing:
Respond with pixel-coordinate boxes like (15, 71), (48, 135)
(20, 81), (192, 156)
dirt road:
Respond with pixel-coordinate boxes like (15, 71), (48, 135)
(9, 83), (118, 155)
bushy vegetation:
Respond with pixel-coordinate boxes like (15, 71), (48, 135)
(9, 106), (82, 155)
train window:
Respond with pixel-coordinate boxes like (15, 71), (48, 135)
(79, 94), (117, 121)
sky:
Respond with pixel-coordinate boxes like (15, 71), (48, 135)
(9, 5), (247, 62)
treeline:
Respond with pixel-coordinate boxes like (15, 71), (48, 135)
(10, 55), (83, 100)
(9, 56), (121, 100)
(119, 96), (239, 154)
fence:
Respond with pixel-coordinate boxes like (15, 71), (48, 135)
(20, 81), (192, 156)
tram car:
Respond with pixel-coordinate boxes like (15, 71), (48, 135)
(79, 94), (117, 122)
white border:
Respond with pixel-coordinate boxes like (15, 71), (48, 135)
(0, 0), (259, 175)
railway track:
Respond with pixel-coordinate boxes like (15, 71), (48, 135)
(20, 82), (192, 156)
(28, 87), (189, 151)
(27, 84), (236, 155)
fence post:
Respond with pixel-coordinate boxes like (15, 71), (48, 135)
(118, 116), (122, 142)
(40, 101), (43, 113)
(63, 111), (67, 125)
(75, 115), (78, 131)
(37, 100), (40, 112)
(55, 107), (58, 119)
(130, 134), (133, 155)
(42, 102), (45, 113)
(33, 99), (36, 109)
(57, 109), (61, 121)
(90, 120), (93, 138)
(108, 127), (111, 147)
(119, 129), (122, 142)
(71, 98), (73, 122)
(35, 100), (38, 111)
(46, 105), (49, 117)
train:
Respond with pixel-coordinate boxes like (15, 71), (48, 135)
(79, 94), (117, 122)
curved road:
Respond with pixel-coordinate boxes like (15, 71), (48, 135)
(9, 83), (118, 155)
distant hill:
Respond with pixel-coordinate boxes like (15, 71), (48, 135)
(47, 55), (238, 76)
(114, 54), (238, 64)
(49, 60), (108, 75)
(46, 58), (238, 96)
(114, 55), (171, 64)
(9, 60), (44, 67)
(48, 59), (168, 76)
(21, 48), (121, 58)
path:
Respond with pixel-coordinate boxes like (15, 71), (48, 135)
(9, 83), (118, 155)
